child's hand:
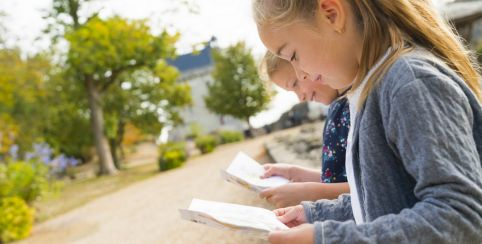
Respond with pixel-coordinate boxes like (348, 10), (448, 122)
(268, 224), (314, 244)
(261, 163), (293, 179)
(272, 204), (306, 228)
(259, 183), (314, 208)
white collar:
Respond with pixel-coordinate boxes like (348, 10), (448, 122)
(348, 49), (392, 106)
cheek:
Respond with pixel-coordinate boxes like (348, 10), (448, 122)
(311, 36), (350, 78)
(299, 48), (338, 77)
(302, 84), (316, 94)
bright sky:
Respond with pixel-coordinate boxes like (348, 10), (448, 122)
(0, 0), (453, 129)
(0, 0), (300, 128)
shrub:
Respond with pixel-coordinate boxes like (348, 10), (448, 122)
(0, 197), (34, 243)
(0, 161), (51, 205)
(185, 123), (203, 140)
(195, 135), (217, 154)
(217, 130), (244, 144)
(158, 142), (187, 171)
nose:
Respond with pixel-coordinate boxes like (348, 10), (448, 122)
(296, 91), (307, 102)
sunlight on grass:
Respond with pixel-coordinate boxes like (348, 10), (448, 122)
(34, 163), (159, 223)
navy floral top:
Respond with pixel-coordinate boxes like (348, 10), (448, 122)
(321, 95), (350, 183)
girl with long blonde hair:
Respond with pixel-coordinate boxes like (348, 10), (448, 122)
(252, 0), (482, 243)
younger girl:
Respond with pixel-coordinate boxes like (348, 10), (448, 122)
(252, 0), (482, 243)
(259, 52), (350, 208)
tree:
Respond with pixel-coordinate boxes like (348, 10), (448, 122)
(0, 10), (94, 162)
(42, 71), (94, 161)
(45, 0), (193, 175)
(0, 11), (6, 48)
(103, 61), (191, 168)
(64, 16), (184, 174)
(43, 0), (98, 43)
(204, 42), (271, 129)
(0, 49), (52, 157)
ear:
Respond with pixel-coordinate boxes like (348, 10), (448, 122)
(318, 0), (346, 33)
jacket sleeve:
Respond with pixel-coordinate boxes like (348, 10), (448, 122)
(302, 194), (354, 223)
(312, 75), (482, 244)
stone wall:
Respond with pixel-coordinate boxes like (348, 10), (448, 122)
(264, 122), (324, 170)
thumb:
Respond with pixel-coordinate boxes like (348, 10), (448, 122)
(277, 208), (299, 224)
(259, 187), (273, 199)
(262, 167), (275, 178)
(263, 164), (273, 170)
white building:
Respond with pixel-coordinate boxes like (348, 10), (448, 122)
(167, 38), (245, 141)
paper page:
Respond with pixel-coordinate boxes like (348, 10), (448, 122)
(180, 198), (289, 233)
(224, 152), (289, 191)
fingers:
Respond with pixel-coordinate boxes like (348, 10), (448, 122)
(262, 189), (284, 207)
(273, 207), (288, 217)
(273, 206), (297, 224)
(259, 188), (273, 199)
(277, 207), (299, 224)
(261, 187), (290, 208)
(262, 165), (275, 178)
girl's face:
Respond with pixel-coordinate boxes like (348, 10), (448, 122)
(258, 0), (362, 90)
(271, 61), (338, 105)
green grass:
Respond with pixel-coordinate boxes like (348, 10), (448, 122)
(34, 162), (159, 223)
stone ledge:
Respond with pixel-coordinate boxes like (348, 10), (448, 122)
(264, 122), (324, 170)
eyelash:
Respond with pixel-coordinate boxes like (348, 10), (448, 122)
(290, 52), (297, 62)
(292, 80), (298, 88)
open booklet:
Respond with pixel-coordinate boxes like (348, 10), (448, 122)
(179, 198), (289, 234)
(220, 152), (290, 193)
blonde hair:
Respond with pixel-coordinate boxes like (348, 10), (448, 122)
(262, 51), (288, 79)
(253, 0), (482, 108)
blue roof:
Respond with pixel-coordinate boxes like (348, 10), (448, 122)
(167, 44), (214, 73)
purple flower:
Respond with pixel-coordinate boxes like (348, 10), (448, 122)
(68, 157), (79, 167)
(25, 152), (34, 161)
(9, 144), (19, 161)
(29, 143), (53, 165)
(57, 155), (69, 170)
(23, 143), (80, 177)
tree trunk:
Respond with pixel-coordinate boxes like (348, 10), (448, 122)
(246, 117), (253, 130)
(109, 138), (121, 170)
(85, 77), (118, 175)
(117, 121), (126, 161)
(111, 118), (126, 170)
(246, 117), (253, 138)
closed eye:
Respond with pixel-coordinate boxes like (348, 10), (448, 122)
(290, 51), (297, 62)
(292, 80), (298, 88)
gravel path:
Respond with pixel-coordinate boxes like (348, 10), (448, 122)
(19, 128), (302, 244)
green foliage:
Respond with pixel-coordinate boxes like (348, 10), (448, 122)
(195, 135), (218, 154)
(158, 142), (187, 171)
(0, 11), (6, 48)
(0, 197), (34, 243)
(204, 42), (271, 128)
(0, 46), (92, 161)
(0, 49), (52, 156)
(103, 60), (192, 138)
(185, 123), (203, 140)
(0, 115), (17, 156)
(43, 72), (93, 161)
(44, 0), (98, 43)
(64, 16), (191, 171)
(217, 130), (244, 144)
(65, 16), (178, 79)
(0, 161), (52, 205)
